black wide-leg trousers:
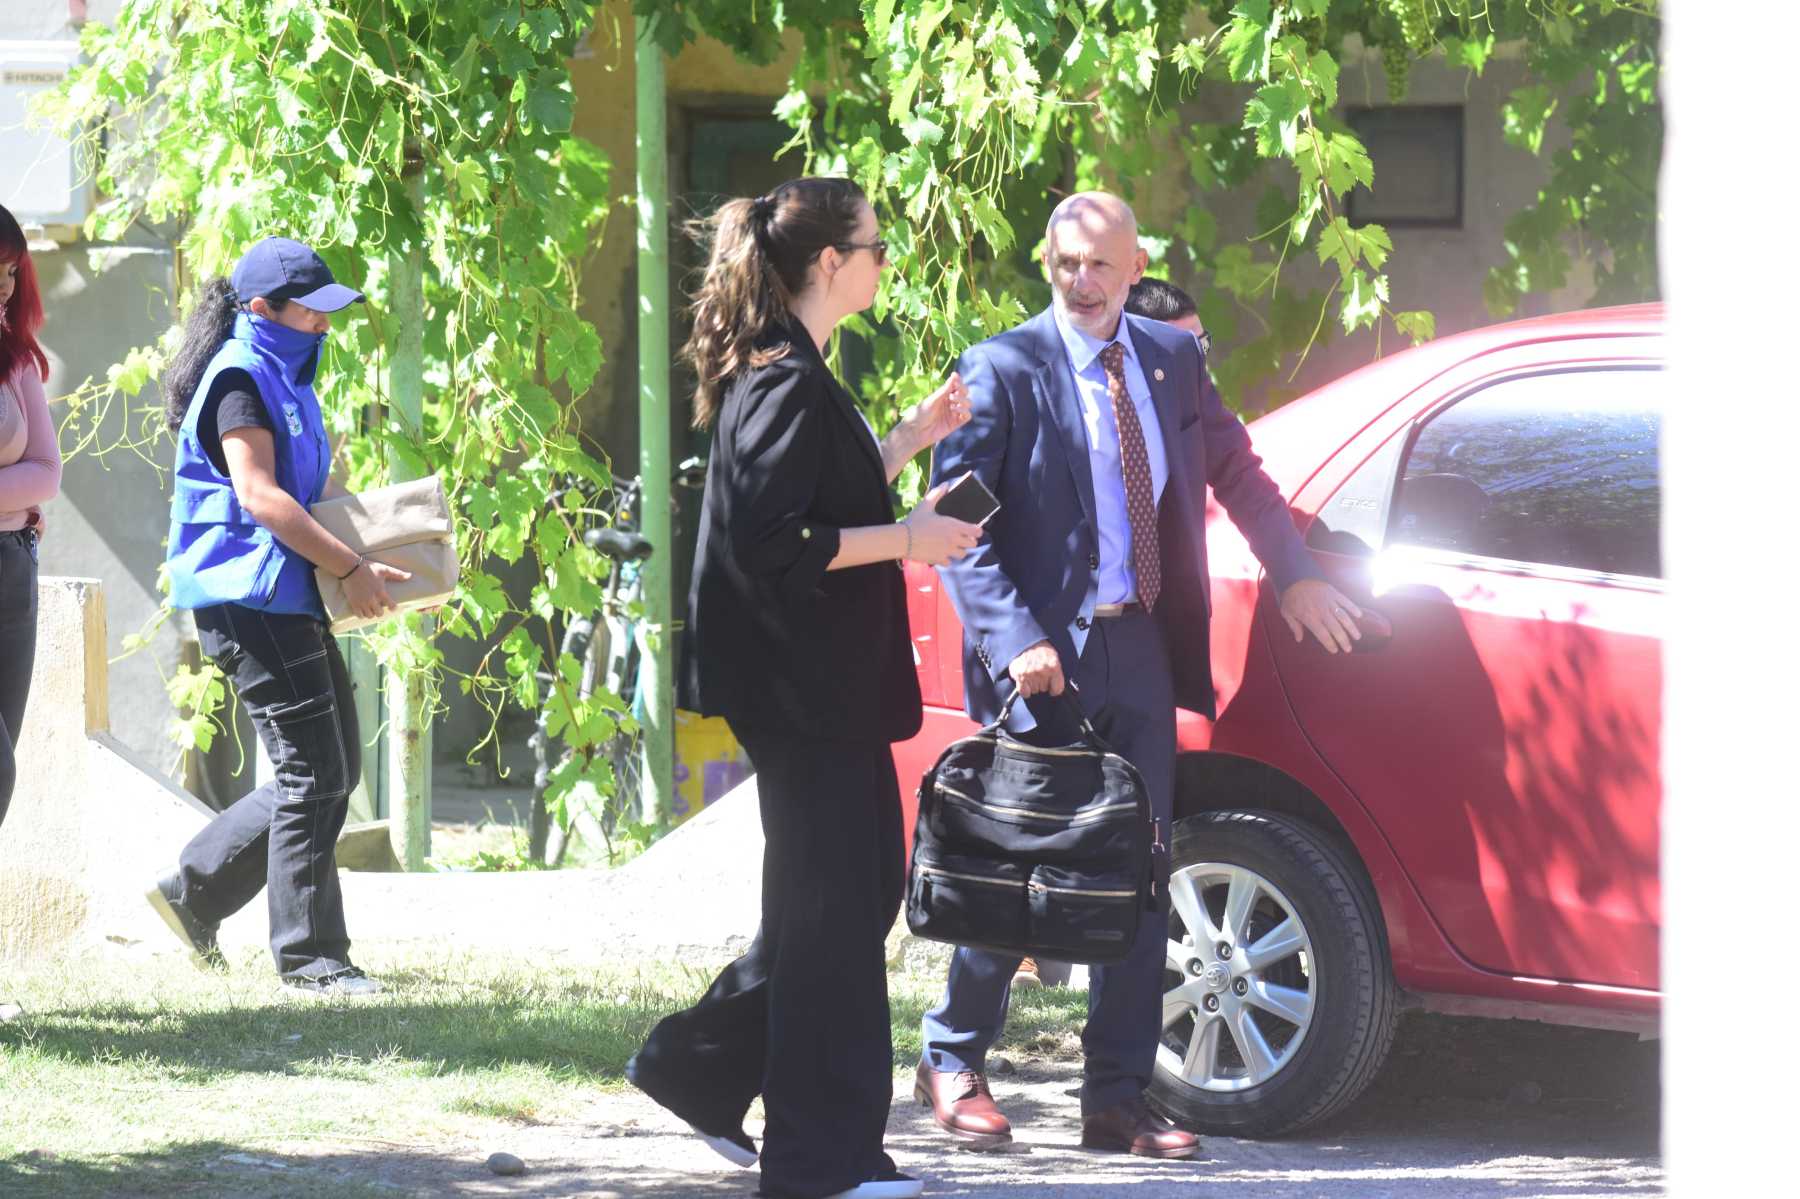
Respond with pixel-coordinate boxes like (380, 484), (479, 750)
(633, 725), (905, 1199)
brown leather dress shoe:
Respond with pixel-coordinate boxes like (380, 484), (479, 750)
(1080, 1095), (1201, 1159)
(913, 1060), (1013, 1149)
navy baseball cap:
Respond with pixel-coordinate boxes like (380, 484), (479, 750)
(231, 237), (365, 312)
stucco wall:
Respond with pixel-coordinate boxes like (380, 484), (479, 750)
(566, 0), (801, 458)
(0, 577), (225, 964)
(8, 0), (249, 793)
(1131, 46), (1579, 410)
(30, 242), (195, 780)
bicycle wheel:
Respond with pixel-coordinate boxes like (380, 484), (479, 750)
(603, 727), (645, 831)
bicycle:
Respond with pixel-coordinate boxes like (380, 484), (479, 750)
(527, 457), (708, 865)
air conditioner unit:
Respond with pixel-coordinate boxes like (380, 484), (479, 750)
(1, 39), (87, 227)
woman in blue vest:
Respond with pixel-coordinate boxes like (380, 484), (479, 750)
(146, 237), (407, 997)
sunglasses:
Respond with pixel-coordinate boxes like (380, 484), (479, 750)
(837, 238), (889, 266)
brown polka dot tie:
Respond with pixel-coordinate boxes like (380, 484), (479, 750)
(1098, 341), (1161, 612)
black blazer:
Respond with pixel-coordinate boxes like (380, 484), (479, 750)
(680, 323), (923, 744)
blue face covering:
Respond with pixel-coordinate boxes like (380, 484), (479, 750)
(244, 312), (328, 386)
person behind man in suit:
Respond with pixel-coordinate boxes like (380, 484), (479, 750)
(1124, 275), (1209, 349)
(626, 176), (983, 1199)
(914, 192), (1364, 1159)
(1009, 272), (1213, 999)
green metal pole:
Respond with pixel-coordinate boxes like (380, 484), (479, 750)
(386, 164), (432, 870)
(635, 15), (673, 826)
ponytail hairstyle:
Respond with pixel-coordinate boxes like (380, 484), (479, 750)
(161, 277), (242, 433)
(0, 204), (50, 385)
(683, 176), (869, 428)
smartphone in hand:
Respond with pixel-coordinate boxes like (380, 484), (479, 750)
(936, 471), (1001, 526)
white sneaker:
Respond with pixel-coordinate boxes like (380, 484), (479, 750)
(824, 1175), (924, 1199)
(278, 967), (384, 999)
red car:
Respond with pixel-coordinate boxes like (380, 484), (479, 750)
(893, 303), (1663, 1136)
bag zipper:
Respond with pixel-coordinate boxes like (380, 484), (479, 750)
(992, 739), (1098, 760)
(917, 864), (1026, 890)
(1028, 879), (1137, 899)
(937, 784), (1136, 825)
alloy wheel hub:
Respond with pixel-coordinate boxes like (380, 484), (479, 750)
(1160, 862), (1316, 1093)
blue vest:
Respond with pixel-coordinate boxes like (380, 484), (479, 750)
(166, 314), (332, 617)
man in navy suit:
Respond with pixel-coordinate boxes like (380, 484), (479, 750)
(913, 192), (1362, 1159)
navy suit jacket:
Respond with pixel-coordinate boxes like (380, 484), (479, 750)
(932, 307), (1322, 724)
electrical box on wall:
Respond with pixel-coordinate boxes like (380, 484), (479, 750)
(1, 40), (87, 228)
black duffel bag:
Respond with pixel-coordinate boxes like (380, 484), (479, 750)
(906, 686), (1167, 965)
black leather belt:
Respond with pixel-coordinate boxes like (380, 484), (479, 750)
(1092, 601), (1143, 619)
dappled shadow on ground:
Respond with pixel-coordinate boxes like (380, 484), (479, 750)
(885, 1011), (1659, 1197)
(1332, 1011), (1659, 1153)
(2, 1001), (1659, 1197)
(0, 1139), (751, 1198)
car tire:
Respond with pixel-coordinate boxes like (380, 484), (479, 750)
(1149, 808), (1398, 1137)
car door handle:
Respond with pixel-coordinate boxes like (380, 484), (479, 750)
(1350, 606), (1393, 653)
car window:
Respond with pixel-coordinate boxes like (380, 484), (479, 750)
(1308, 367), (1663, 578)
(1394, 368), (1662, 577)
(1306, 433), (1405, 558)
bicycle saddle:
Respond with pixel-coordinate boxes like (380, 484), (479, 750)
(586, 527), (654, 561)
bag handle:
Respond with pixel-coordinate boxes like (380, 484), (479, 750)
(987, 679), (1115, 754)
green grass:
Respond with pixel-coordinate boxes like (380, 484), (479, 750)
(0, 948), (1086, 1196)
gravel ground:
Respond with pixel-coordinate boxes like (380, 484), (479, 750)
(174, 786), (1659, 1197)
(209, 1009), (1659, 1198)
(172, 780), (1662, 1198)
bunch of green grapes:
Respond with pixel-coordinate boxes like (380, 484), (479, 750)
(1295, 11), (1326, 56)
(1385, 0), (1437, 50)
(1382, 41), (1412, 101)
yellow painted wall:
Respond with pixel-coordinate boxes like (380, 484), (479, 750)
(567, 2), (803, 457)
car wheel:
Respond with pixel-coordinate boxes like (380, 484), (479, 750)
(1150, 808), (1398, 1137)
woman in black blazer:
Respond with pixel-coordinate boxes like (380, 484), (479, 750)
(626, 177), (981, 1199)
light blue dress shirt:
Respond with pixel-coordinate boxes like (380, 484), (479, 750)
(1052, 307), (1169, 605)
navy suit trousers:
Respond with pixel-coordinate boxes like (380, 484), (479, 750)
(921, 608), (1175, 1115)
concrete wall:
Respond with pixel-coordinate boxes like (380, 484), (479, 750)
(0, 577), (225, 963)
(6, 0), (233, 790)
(33, 242), (191, 778)
(0, 0), (117, 40)
(1130, 45), (1579, 411)
(567, 1), (800, 456)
